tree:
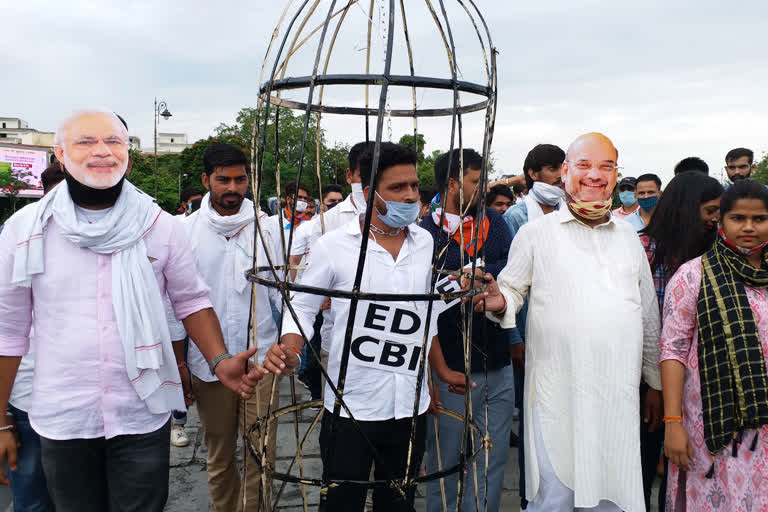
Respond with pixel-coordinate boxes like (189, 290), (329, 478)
(398, 133), (426, 162)
(215, 107), (348, 199)
(751, 152), (768, 185)
(128, 150), (186, 213)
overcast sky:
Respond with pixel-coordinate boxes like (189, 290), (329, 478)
(3, 0), (766, 186)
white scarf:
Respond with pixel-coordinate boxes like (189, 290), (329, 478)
(198, 193), (255, 294)
(529, 181), (565, 207)
(431, 208), (463, 234)
(12, 180), (184, 414)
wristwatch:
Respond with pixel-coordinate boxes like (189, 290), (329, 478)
(209, 352), (233, 376)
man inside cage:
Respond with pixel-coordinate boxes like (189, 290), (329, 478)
(421, 148), (515, 512)
(470, 132), (662, 512)
(165, 142), (282, 511)
(286, 141), (374, 401)
(261, 142), (464, 511)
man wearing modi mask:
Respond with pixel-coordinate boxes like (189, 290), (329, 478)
(0, 108), (265, 512)
(466, 133), (663, 512)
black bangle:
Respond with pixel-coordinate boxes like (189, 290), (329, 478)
(209, 353), (233, 376)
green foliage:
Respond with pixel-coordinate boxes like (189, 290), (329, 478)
(751, 152), (768, 185)
(215, 107), (349, 198)
(128, 150), (188, 213)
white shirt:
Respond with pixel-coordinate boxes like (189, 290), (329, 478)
(170, 209), (281, 380)
(282, 218), (435, 421)
(302, 195), (364, 349)
(490, 207), (661, 512)
(289, 217), (314, 258)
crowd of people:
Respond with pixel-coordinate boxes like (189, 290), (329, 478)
(0, 108), (766, 512)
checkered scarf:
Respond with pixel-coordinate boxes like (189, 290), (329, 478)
(697, 237), (768, 455)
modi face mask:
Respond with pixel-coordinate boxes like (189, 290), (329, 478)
(55, 111), (130, 190)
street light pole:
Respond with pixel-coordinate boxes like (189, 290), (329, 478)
(178, 172), (188, 201)
(153, 97), (172, 199)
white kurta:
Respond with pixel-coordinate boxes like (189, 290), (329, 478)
(490, 207), (661, 512)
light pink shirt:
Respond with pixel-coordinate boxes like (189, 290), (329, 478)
(0, 207), (212, 440)
(611, 204), (639, 219)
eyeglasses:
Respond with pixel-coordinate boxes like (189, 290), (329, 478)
(725, 164), (751, 171)
(568, 160), (621, 173)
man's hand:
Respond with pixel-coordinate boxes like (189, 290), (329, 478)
(214, 346), (265, 400)
(437, 368), (476, 395)
(427, 380), (441, 416)
(644, 388), (663, 432)
(320, 297), (331, 311)
(178, 365), (195, 407)
(510, 342), (525, 370)
(0, 426), (18, 486)
(664, 423), (694, 471)
(456, 269), (506, 313)
(263, 343), (301, 376)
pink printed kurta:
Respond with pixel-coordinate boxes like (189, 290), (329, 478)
(660, 256), (768, 511)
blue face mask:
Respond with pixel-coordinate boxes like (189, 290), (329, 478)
(638, 195), (658, 212)
(375, 191), (420, 228)
(618, 190), (636, 207)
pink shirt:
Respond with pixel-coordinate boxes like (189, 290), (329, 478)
(611, 204), (639, 219)
(0, 207), (212, 440)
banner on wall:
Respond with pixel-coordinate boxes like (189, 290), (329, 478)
(0, 145), (51, 198)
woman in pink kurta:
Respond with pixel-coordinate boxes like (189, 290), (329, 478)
(660, 258), (768, 510)
(660, 180), (768, 511)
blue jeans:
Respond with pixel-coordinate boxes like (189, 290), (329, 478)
(425, 365), (515, 512)
(7, 404), (55, 512)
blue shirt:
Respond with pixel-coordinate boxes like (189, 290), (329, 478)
(502, 201), (532, 345)
(626, 210), (646, 232)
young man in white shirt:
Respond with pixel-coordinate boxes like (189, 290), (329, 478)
(476, 133), (662, 512)
(287, 142), (374, 397)
(261, 180), (312, 263)
(168, 143), (282, 511)
(262, 142), (455, 511)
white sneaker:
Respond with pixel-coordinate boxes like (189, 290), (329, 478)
(171, 426), (190, 447)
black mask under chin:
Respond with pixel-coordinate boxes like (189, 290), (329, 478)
(65, 172), (125, 207)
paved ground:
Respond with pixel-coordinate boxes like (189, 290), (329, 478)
(166, 378), (525, 512)
(166, 378), (662, 511)
(0, 377), (660, 511)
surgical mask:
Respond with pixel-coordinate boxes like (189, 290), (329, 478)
(618, 191), (636, 207)
(638, 195), (658, 212)
(719, 227), (768, 255)
(529, 181), (564, 207)
(295, 200), (308, 213)
(326, 201), (339, 210)
(350, 182), (367, 212)
(375, 191), (419, 228)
